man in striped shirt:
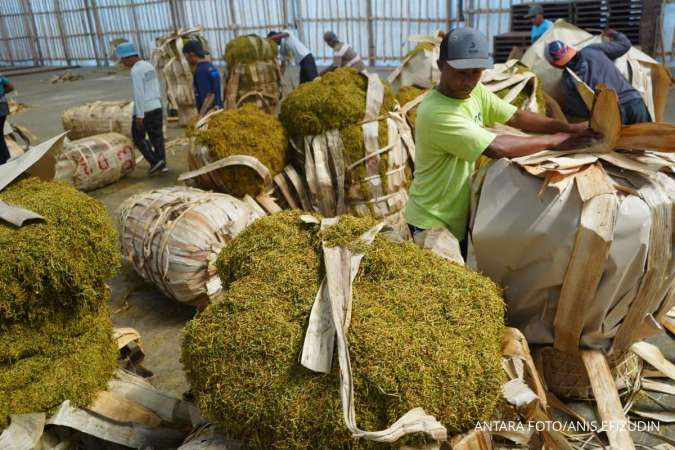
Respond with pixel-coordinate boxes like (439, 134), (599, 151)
(320, 31), (366, 75)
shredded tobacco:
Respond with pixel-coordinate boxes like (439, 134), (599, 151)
(224, 35), (278, 66)
(396, 85), (428, 131)
(183, 211), (506, 449)
(191, 104), (289, 197)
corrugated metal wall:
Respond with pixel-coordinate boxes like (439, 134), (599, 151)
(0, 0), (667, 67)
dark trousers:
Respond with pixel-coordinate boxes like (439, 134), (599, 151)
(0, 115), (9, 165)
(620, 97), (652, 125)
(132, 108), (165, 166)
(299, 54), (318, 84)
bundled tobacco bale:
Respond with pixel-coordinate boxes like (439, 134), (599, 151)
(62, 100), (134, 140)
(223, 35), (281, 112)
(118, 186), (263, 306)
(0, 177), (120, 426)
(183, 211), (505, 449)
(388, 33), (443, 93)
(54, 132), (135, 192)
(186, 104), (288, 197)
(153, 28), (210, 126)
(396, 85), (427, 132)
(481, 60), (546, 114)
(278, 68), (414, 236)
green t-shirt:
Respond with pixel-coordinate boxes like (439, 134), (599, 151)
(405, 83), (517, 240)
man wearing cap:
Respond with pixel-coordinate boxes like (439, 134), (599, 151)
(546, 30), (651, 124)
(267, 29), (318, 84)
(117, 41), (167, 175)
(405, 28), (591, 248)
(526, 5), (553, 43)
(319, 31), (366, 75)
(182, 40), (223, 114)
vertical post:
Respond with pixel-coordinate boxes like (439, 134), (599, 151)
(89, 0), (109, 66)
(446, 0), (453, 30)
(365, 0), (375, 67)
(169, 0), (182, 32)
(228, 0), (239, 36)
(128, 0), (144, 58)
(83, 0), (102, 66)
(20, 0), (43, 65)
(295, 0), (305, 43)
(54, 0), (72, 66)
(0, 13), (15, 65)
(281, 0), (288, 27)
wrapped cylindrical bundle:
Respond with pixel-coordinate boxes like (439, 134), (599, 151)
(118, 187), (263, 306)
(278, 68), (415, 237)
(182, 211), (505, 449)
(481, 60), (546, 114)
(62, 100), (134, 140)
(184, 104), (288, 198)
(387, 33), (444, 93)
(54, 132), (135, 192)
(154, 29), (210, 127)
(223, 35), (282, 112)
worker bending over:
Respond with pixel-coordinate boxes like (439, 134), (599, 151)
(267, 29), (318, 84)
(182, 40), (223, 115)
(117, 42), (167, 175)
(0, 74), (14, 165)
(320, 31), (366, 75)
(547, 29), (650, 124)
(406, 28), (592, 250)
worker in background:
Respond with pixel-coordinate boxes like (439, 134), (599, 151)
(182, 40), (223, 115)
(0, 74), (14, 165)
(320, 31), (366, 75)
(267, 29), (318, 84)
(117, 42), (167, 175)
(546, 29), (651, 124)
(405, 28), (593, 253)
(526, 5), (553, 43)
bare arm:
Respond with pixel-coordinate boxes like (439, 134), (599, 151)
(507, 109), (586, 134)
(484, 132), (572, 158)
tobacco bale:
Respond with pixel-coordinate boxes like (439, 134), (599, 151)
(62, 101), (134, 140)
(396, 85), (427, 131)
(0, 300), (117, 428)
(403, 41), (436, 60)
(224, 35), (277, 66)
(189, 104), (288, 197)
(494, 63), (546, 113)
(0, 177), (120, 327)
(183, 211), (505, 449)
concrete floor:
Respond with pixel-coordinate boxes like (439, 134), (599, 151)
(6, 66), (675, 399)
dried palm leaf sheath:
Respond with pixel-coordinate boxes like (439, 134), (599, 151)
(152, 27), (209, 127)
(224, 36), (281, 112)
(387, 32), (443, 93)
(482, 61), (546, 114)
(185, 104), (288, 197)
(396, 85), (427, 132)
(617, 122), (675, 152)
(118, 187), (263, 306)
(62, 101), (134, 140)
(182, 211), (505, 449)
(279, 68), (413, 236)
(54, 133), (135, 192)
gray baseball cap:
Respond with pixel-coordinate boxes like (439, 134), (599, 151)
(439, 27), (492, 70)
(525, 4), (544, 18)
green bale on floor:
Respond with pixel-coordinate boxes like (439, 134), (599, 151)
(189, 104), (289, 197)
(0, 301), (118, 428)
(0, 177), (120, 427)
(0, 177), (120, 326)
(182, 211), (505, 449)
(224, 35), (277, 66)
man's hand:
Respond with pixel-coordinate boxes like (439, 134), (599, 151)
(564, 121), (589, 134)
(134, 117), (144, 129)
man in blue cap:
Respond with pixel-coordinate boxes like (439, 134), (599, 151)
(546, 30), (651, 124)
(182, 40), (223, 114)
(405, 27), (592, 251)
(526, 5), (553, 43)
(117, 41), (167, 175)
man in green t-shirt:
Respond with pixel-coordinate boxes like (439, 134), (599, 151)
(405, 27), (592, 246)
